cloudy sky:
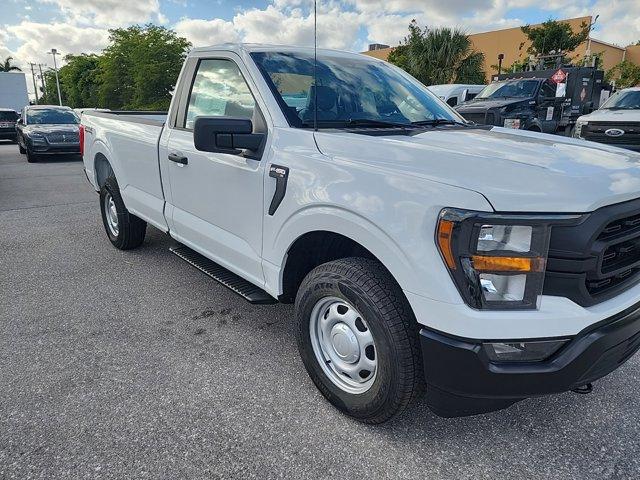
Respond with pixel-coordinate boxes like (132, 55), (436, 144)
(1, 0), (639, 76)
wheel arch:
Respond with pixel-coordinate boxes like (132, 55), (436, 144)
(269, 209), (419, 303)
(94, 152), (115, 189)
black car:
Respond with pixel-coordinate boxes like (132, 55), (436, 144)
(0, 109), (19, 142)
(17, 105), (81, 162)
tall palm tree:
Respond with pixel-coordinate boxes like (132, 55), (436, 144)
(1, 56), (22, 72)
(388, 21), (486, 86)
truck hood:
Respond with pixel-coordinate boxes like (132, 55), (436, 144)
(578, 109), (640, 123)
(314, 126), (640, 212)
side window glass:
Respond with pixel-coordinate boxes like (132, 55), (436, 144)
(540, 81), (556, 98)
(184, 59), (255, 129)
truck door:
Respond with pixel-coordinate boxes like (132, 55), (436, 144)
(537, 80), (561, 133)
(164, 55), (268, 288)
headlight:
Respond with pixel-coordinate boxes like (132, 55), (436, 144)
(28, 132), (46, 144)
(574, 120), (587, 138)
(436, 208), (553, 310)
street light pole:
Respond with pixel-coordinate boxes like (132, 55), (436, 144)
(49, 49), (62, 106)
(28, 62), (39, 105)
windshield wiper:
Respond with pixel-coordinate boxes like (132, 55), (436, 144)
(411, 119), (470, 127)
(346, 118), (411, 128)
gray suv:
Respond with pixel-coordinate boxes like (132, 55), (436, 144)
(17, 105), (80, 163)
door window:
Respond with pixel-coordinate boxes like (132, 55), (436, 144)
(184, 59), (255, 129)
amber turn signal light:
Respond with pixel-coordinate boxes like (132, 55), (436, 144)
(437, 219), (456, 269)
(471, 255), (546, 273)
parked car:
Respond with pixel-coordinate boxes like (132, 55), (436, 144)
(456, 66), (609, 135)
(573, 87), (640, 151)
(428, 84), (485, 107)
(0, 108), (19, 142)
(17, 105), (80, 162)
(81, 44), (640, 423)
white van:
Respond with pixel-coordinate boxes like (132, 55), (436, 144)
(428, 84), (485, 107)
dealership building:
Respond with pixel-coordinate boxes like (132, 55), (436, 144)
(363, 16), (640, 83)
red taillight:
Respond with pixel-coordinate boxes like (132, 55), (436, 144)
(79, 124), (85, 156)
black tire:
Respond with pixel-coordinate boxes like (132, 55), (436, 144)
(295, 257), (423, 423)
(26, 149), (37, 163)
(18, 144), (25, 154)
(99, 176), (147, 250)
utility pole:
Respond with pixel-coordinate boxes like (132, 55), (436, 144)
(49, 48), (62, 106)
(38, 63), (47, 98)
(28, 62), (39, 105)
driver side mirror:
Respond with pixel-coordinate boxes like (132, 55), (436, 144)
(16, 118), (23, 125)
(194, 116), (265, 156)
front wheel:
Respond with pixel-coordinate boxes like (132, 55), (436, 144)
(18, 144), (25, 154)
(99, 176), (147, 250)
(295, 258), (423, 423)
(26, 149), (37, 163)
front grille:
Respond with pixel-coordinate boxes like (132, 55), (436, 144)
(582, 122), (640, 146)
(46, 132), (79, 144)
(544, 198), (640, 306)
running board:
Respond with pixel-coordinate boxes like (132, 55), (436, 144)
(170, 245), (277, 305)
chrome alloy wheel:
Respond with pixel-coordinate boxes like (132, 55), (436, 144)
(103, 192), (119, 237)
(309, 297), (377, 394)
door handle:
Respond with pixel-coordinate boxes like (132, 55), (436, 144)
(168, 153), (188, 165)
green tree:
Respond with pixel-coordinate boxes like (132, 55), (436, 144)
(39, 70), (60, 104)
(606, 61), (640, 89)
(99, 24), (191, 110)
(1, 56), (21, 72)
(59, 54), (102, 108)
(388, 21), (485, 85)
(521, 19), (591, 56)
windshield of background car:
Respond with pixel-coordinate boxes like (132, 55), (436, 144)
(600, 90), (640, 110)
(476, 80), (540, 99)
(26, 109), (79, 125)
(0, 111), (18, 121)
(251, 51), (462, 128)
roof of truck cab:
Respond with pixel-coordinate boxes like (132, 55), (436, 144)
(26, 105), (72, 110)
(189, 43), (383, 60)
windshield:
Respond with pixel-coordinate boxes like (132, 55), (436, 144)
(27, 109), (79, 125)
(0, 111), (18, 121)
(600, 90), (640, 110)
(476, 80), (540, 99)
(251, 51), (463, 128)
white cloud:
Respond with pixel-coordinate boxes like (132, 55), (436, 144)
(235, 5), (361, 48)
(7, 21), (109, 66)
(176, 4), (362, 50)
(174, 18), (240, 46)
(40, 0), (162, 27)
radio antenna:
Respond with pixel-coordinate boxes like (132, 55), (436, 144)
(313, 0), (318, 132)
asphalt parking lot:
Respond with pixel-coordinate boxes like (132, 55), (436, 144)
(1, 141), (639, 479)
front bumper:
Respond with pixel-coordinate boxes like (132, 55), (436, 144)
(421, 301), (640, 417)
(0, 130), (16, 140)
(30, 143), (80, 154)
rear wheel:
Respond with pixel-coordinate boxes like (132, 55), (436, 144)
(295, 257), (423, 423)
(99, 176), (147, 250)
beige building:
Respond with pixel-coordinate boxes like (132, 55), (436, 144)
(363, 16), (640, 83)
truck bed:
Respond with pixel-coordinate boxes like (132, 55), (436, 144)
(82, 110), (169, 232)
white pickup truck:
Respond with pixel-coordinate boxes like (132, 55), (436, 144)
(81, 44), (640, 423)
